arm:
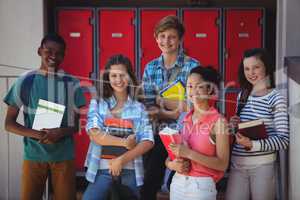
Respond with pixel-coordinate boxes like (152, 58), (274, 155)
(165, 157), (190, 174)
(158, 97), (189, 112)
(109, 140), (153, 176)
(109, 104), (154, 176)
(39, 112), (82, 143)
(89, 128), (135, 148)
(170, 117), (230, 171)
(5, 105), (44, 140)
(249, 95), (289, 152)
(119, 140), (153, 164)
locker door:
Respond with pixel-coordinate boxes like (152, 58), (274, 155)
(57, 9), (94, 82)
(99, 9), (136, 71)
(224, 9), (263, 87)
(140, 9), (177, 77)
(57, 9), (94, 171)
(74, 93), (91, 171)
(225, 92), (238, 120)
(183, 9), (220, 70)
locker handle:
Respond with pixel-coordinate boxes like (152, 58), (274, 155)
(139, 48), (144, 59)
(224, 50), (229, 60)
(258, 17), (263, 26)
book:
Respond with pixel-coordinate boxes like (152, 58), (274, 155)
(159, 80), (185, 101)
(238, 119), (268, 140)
(101, 118), (134, 159)
(32, 99), (65, 131)
(159, 127), (182, 161)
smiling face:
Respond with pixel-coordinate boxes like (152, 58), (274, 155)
(186, 73), (210, 105)
(155, 28), (181, 55)
(109, 64), (130, 94)
(243, 56), (267, 87)
(38, 40), (65, 71)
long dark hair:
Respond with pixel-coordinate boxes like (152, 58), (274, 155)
(99, 54), (138, 100)
(237, 48), (274, 115)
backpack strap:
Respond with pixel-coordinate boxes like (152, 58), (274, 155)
(236, 89), (251, 116)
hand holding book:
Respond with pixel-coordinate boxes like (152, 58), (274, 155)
(159, 127), (183, 160)
(238, 119), (267, 140)
(167, 158), (190, 174)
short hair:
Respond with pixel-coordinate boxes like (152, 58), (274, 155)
(40, 33), (66, 50)
(100, 54), (138, 100)
(189, 66), (222, 89)
(154, 15), (185, 39)
(238, 48), (274, 91)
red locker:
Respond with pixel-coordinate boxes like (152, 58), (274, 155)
(74, 93), (91, 171)
(57, 9), (94, 171)
(224, 92), (238, 120)
(224, 9), (263, 87)
(57, 9), (94, 83)
(183, 9), (220, 70)
(140, 9), (177, 77)
(99, 9), (136, 71)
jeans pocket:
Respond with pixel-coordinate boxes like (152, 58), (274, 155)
(196, 178), (217, 194)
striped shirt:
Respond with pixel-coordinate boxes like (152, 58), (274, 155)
(84, 96), (154, 186)
(142, 51), (199, 106)
(231, 89), (289, 166)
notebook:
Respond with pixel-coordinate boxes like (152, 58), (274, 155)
(159, 80), (185, 101)
(32, 99), (65, 131)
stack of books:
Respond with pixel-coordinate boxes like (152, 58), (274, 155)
(101, 118), (134, 159)
(159, 127), (182, 160)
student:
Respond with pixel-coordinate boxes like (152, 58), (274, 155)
(165, 66), (229, 200)
(141, 15), (199, 200)
(83, 54), (154, 200)
(225, 48), (289, 200)
(3, 34), (86, 200)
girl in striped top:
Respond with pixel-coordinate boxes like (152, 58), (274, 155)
(225, 48), (289, 200)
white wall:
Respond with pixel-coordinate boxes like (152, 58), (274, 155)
(277, 0), (300, 200)
(0, 0), (44, 76)
(0, 0), (44, 199)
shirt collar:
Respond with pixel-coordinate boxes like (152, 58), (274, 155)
(157, 50), (185, 70)
(183, 107), (219, 125)
(107, 95), (133, 109)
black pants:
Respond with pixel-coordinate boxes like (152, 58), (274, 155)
(140, 135), (168, 200)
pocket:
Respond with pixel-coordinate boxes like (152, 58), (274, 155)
(195, 178), (217, 194)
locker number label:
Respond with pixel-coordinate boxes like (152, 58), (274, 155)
(112, 33), (123, 38)
(195, 33), (207, 38)
(238, 33), (249, 38)
(70, 32), (81, 38)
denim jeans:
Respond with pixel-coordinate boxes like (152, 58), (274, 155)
(83, 169), (139, 200)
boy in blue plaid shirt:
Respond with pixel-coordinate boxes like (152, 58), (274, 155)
(141, 15), (199, 200)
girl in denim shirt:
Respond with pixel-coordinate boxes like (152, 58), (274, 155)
(83, 55), (154, 200)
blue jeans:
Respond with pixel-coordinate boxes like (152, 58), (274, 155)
(83, 169), (139, 200)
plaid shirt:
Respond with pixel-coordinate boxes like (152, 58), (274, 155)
(142, 51), (199, 106)
(84, 96), (154, 186)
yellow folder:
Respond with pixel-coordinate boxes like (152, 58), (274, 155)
(159, 80), (185, 101)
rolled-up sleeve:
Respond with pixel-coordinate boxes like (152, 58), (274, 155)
(85, 99), (103, 134)
(136, 104), (154, 143)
